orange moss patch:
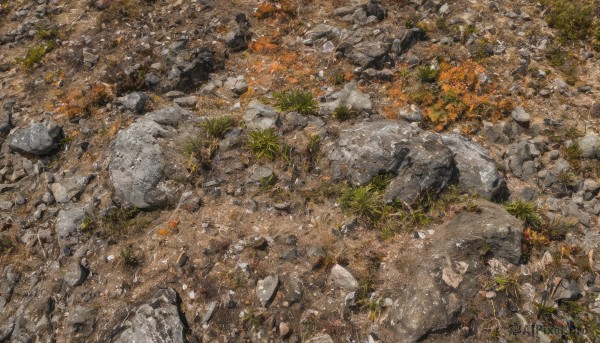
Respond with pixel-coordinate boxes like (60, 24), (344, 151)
(249, 36), (279, 53)
(55, 83), (115, 119)
(255, 1), (295, 20)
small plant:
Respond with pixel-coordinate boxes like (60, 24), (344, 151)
(200, 116), (235, 139)
(0, 235), (14, 255)
(535, 302), (556, 319)
(339, 185), (383, 221)
(333, 105), (355, 121)
(506, 200), (542, 230)
(417, 65), (439, 83)
(541, 0), (598, 43)
(121, 246), (140, 268)
(101, 206), (140, 233)
(20, 41), (55, 70)
(80, 216), (95, 233)
(247, 129), (284, 161)
(259, 173), (278, 191)
(273, 89), (318, 115)
(565, 142), (583, 162)
(183, 136), (218, 175)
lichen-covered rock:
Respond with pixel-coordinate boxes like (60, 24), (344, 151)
(109, 106), (199, 209)
(329, 120), (456, 204)
(8, 121), (63, 156)
(441, 133), (508, 200)
(113, 288), (187, 343)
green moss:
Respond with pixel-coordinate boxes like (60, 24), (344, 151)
(542, 0), (599, 43)
(20, 41), (55, 70)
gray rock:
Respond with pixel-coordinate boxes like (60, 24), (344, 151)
(320, 82), (372, 116)
(551, 278), (581, 302)
(67, 306), (98, 336)
(329, 264), (358, 291)
(64, 260), (89, 287)
(50, 175), (91, 203)
(243, 100), (280, 130)
(511, 106), (531, 126)
(56, 208), (86, 247)
(0, 200), (12, 211)
(391, 28), (425, 55)
(173, 96), (197, 108)
(224, 76), (248, 96)
(338, 41), (391, 69)
(507, 140), (540, 180)
(116, 92), (149, 114)
(245, 165), (273, 184)
(398, 104), (423, 123)
(8, 121), (64, 156)
(329, 120), (456, 205)
(283, 274), (304, 305)
(578, 133), (600, 159)
(109, 107), (196, 209)
(0, 111), (11, 136)
(386, 200), (523, 341)
(0, 184), (15, 193)
(440, 134), (508, 200)
(173, 48), (222, 92)
(114, 288), (186, 343)
(256, 274), (278, 307)
(303, 24), (340, 45)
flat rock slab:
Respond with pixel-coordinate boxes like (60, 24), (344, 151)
(256, 274), (278, 307)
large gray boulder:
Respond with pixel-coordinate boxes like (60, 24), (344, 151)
(440, 133), (508, 200)
(109, 106), (198, 210)
(387, 200), (523, 341)
(113, 288), (186, 343)
(328, 120), (456, 204)
(8, 120), (63, 156)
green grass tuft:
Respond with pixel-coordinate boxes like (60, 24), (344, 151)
(274, 89), (318, 115)
(200, 116), (235, 139)
(506, 200), (542, 230)
(417, 65), (439, 83)
(247, 129), (285, 161)
(339, 185), (383, 221)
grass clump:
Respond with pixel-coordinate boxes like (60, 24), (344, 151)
(333, 105), (356, 121)
(200, 116), (235, 139)
(541, 0), (599, 45)
(0, 235), (14, 255)
(247, 129), (285, 161)
(417, 65), (439, 83)
(339, 186), (383, 221)
(183, 136), (218, 176)
(121, 246), (141, 269)
(505, 200), (542, 230)
(274, 89), (318, 115)
(20, 41), (55, 70)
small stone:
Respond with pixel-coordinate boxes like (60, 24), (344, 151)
(256, 274), (278, 307)
(116, 92), (149, 114)
(329, 264), (358, 291)
(174, 96), (197, 108)
(279, 322), (290, 337)
(202, 301), (217, 323)
(511, 106), (530, 126)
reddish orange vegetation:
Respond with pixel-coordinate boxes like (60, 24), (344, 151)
(55, 83), (115, 119)
(255, 1), (295, 20)
(249, 36), (279, 53)
(156, 227), (170, 236)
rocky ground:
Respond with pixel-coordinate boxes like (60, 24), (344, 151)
(0, 0), (599, 342)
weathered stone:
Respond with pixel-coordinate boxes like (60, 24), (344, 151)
(320, 82), (372, 116)
(109, 107), (196, 209)
(329, 120), (456, 205)
(56, 208), (86, 248)
(8, 121), (64, 156)
(116, 92), (149, 114)
(256, 274), (278, 307)
(511, 106), (531, 126)
(578, 133), (600, 159)
(114, 288), (186, 343)
(440, 134), (508, 200)
(50, 175), (91, 203)
(329, 264), (358, 291)
(243, 100), (280, 130)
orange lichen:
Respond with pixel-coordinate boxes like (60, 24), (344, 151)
(255, 1), (295, 20)
(156, 227), (169, 236)
(249, 36), (279, 53)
